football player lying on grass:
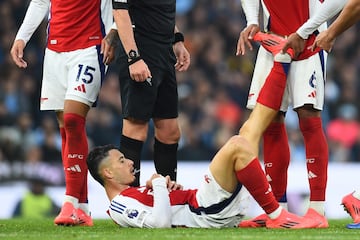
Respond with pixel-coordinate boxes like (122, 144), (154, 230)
(87, 141), (321, 228)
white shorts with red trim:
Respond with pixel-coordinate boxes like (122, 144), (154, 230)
(185, 168), (250, 228)
(247, 46), (327, 112)
(40, 45), (106, 110)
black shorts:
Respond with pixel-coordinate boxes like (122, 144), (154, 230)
(118, 43), (178, 121)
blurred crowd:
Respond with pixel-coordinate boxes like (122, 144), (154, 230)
(1, 0), (360, 185)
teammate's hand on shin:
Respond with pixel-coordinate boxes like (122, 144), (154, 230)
(236, 24), (260, 56)
(10, 39), (27, 68)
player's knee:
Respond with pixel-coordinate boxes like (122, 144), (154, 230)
(156, 126), (180, 144)
(63, 113), (85, 133)
(296, 104), (321, 118)
(227, 135), (251, 154)
(227, 135), (256, 168)
(155, 125), (181, 144)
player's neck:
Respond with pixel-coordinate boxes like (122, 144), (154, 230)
(105, 182), (129, 200)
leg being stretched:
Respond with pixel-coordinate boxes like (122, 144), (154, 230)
(209, 135), (320, 229)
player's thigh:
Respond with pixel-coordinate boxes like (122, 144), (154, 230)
(288, 53), (326, 110)
(66, 45), (105, 107)
(247, 47), (273, 110)
(41, 48), (68, 111)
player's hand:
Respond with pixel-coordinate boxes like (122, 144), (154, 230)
(236, 24), (260, 56)
(173, 42), (190, 72)
(145, 173), (163, 189)
(281, 33), (305, 59)
(10, 39), (27, 68)
(310, 30), (335, 53)
(129, 60), (152, 82)
(101, 29), (118, 65)
(164, 175), (183, 191)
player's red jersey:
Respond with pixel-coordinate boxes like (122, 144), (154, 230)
(263, 0), (310, 36)
(121, 187), (199, 208)
(262, 0), (323, 60)
(47, 0), (106, 52)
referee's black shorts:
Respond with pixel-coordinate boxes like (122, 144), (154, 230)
(117, 43), (178, 121)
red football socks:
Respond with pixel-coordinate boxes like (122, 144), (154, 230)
(63, 113), (88, 201)
(236, 159), (279, 214)
(299, 117), (328, 201)
(257, 61), (290, 110)
(263, 122), (290, 202)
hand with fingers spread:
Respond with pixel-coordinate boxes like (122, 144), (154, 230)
(236, 24), (260, 56)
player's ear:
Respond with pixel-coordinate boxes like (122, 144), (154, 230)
(103, 168), (113, 180)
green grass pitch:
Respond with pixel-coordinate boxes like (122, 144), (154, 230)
(0, 218), (359, 240)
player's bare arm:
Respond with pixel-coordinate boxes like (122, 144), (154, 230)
(312, 0), (360, 52)
(101, 29), (119, 65)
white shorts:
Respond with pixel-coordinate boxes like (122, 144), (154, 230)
(247, 46), (327, 112)
(189, 169), (250, 228)
(40, 46), (106, 110)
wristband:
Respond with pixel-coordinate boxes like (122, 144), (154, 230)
(173, 32), (184, 44)
(128, 56), (142, 65)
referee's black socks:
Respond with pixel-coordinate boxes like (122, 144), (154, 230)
(120, 134), (143, 187)
(154, 138), (178, 181)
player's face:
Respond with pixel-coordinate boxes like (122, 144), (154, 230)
(108, 149), (136, 185)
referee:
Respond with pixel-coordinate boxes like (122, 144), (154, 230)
(109, 0), (190, 186)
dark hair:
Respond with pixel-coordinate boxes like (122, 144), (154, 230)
(87, 144), (119, 186)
